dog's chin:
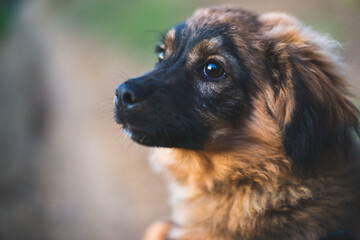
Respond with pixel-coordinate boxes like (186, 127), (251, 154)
(115, 109), (208, 149)
(120, 124), (206, 149)
(122, 126), (162, 147)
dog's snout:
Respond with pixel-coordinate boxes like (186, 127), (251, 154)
(115, 82), (144, 109)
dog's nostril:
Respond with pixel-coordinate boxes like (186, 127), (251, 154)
(122, 91), (135, 105)
(116, 82), (143, 109)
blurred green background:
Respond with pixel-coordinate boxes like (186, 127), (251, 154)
(0, 0), (359, 240)
(56, 0), (194, 56)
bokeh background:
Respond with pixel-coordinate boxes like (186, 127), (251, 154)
(0, 0), (359, 239)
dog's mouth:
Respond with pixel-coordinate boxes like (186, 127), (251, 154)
(114, 108), (156, 146)
(115, 107), (178, 147)
(114, 104), (209, 149)
(121, 124), (164, 147)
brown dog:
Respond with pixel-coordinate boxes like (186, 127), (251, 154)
(114, 7), (360, 240)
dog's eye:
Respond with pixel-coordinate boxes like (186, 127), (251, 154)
(155, 44), (165, 62)
(158, 51), (165, 62)
(203, 61), (225, 78)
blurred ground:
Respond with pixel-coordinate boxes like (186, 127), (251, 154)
(0, 0), (359, 240)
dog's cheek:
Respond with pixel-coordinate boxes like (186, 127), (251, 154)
(190, 84), (251, 149)
(195, 82), (250, 126)
(150, 91), (211, 149)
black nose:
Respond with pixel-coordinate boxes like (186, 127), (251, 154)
(115, 82), (143, 109)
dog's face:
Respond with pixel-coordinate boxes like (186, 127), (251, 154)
(114, 8), (262, 150)
(114, 7), (359, 172)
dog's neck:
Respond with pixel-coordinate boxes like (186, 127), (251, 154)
(150, 146), (315, 239)
(152, 146), (287, 186)
(149, 127), (312, 203)
(149, 90), (299, 194)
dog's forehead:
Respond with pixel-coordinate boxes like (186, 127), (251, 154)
(162, 7), (259, 55)
(168, 16), (230, 44)
(162, 21), (229, 58)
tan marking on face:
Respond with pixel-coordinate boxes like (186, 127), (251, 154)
(195, 81), (224, 97)
(164, 28), (176, 55)
(187, 37), (223, 65)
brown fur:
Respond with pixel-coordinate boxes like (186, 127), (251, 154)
(140, 7), (360, 240)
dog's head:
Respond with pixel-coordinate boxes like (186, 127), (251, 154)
(114, 7), (359, 173)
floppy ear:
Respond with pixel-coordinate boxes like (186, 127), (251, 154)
(261, 13), (359, 174)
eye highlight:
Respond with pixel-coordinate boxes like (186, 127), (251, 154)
(158, 51), (165, 61)
(155, 44), (165, 62)
(203, 60), (225, 79)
